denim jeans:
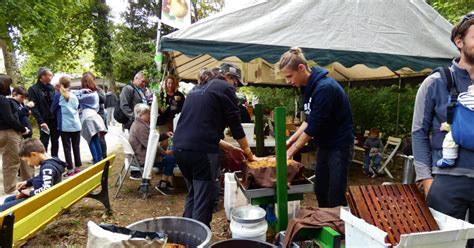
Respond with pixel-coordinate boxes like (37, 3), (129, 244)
(315, 144), (353, 208)
(156, 155), (176, 176)
(0, 195), (27, 212)
(89, 135), (103, 164)
(39, 120), (60, 157)
(363, 153), (382, 174)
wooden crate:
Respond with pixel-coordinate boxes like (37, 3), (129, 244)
(346, 184), (439, 246)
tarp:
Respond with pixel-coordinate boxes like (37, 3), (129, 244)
(161, 0), (459, 84)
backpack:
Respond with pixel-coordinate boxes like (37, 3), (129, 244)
(114, 85), (136, 124)
(435, 67), (474, 150)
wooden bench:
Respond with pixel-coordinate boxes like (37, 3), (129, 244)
(0, 155), (115, 247)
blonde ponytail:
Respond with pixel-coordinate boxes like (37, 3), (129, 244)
(279, 47), (309, 71)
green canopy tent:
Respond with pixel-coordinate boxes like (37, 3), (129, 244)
(161, 0), (458, 85)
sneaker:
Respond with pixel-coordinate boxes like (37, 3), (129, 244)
(63, 170), (76, 178)
(155, 185), (171, 196)
(166, 181), (175, 191)
(73, 167), (81, 174)
(129, 170), (142, 180)
(155, 180), (171, 196)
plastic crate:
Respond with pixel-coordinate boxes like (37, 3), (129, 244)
(341, 206), (474, 247)
(224, 173), (249, 220)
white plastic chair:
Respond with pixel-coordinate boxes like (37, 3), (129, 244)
(114, 132), (141, 198)
(371, 136), (402, 179)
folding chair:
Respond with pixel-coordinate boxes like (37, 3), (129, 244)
(114, 132), (142, 198)
(371, 136), (402, 179)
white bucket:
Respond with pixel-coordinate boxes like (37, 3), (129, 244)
(242, 123), (255, 143)
(230, 219), (268, 241)
(230, 206), (268, 242)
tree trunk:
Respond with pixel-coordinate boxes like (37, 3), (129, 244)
(106, 71), (116, 92)
(0, 30), (22, 85)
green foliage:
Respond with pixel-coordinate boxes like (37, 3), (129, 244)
(92, 0), (113, 80)
(428, 0), (473, 24)
(0, 0), (96, 79)
(346, 85), (418, 137)
(190, 0), (225, 22)
(239, 86), (300, 116)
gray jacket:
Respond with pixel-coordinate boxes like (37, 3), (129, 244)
(412, 59), (474, 181)
(119, 85), (147, 120)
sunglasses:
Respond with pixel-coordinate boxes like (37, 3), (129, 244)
(459, 12), (474, 29)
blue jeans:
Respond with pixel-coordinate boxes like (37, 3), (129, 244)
(156, 155), (176, 176)
(0, 195), (28, 212)
(315, 145), (353, 208)
(89, 135), (103, 164)
(364, 153), (382, 174)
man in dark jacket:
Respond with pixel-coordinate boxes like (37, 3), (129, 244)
(28, 68), (60, 157)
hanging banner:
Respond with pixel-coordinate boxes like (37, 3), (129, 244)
(161, 0), (191, 29)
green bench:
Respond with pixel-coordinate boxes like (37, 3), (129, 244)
(0, 155), (115, 247)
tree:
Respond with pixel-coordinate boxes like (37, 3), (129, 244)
(0, 0), (94, 84)
(428, 0), (474, 24)
(92, 0), (115, 91)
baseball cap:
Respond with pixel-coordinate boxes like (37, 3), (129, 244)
(220, 63), (247, 87)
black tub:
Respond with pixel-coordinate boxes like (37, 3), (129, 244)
(210, 239), (277, 248)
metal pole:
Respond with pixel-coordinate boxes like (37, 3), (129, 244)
(395, 75), (401, 136)
(140, 16), (163, 197)
(255, 104), (264, 156)
(274, 107), (288, 231)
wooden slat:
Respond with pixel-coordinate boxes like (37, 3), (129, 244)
(397, 184), (431, 232)
(407, 184), (439, 231)
(347, 184), (439, 246)
(365, 186), (397, 245)
(376, 185), (403, 243)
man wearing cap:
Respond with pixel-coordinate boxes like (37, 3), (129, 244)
(412, 12), (474, 239)
(218, 63), (252, 123)
(28, 68), (60, 157)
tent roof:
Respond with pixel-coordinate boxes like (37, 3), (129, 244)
(161, 0), (458, 83)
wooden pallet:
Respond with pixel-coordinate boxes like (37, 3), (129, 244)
(346, 184), (439, 246)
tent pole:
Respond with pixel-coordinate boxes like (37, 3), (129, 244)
(140, 16), (163, 198)
(395, 74), (402, 136)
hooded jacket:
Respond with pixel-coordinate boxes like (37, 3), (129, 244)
(26, 157), (67, 196)
(302, 67), (354, 148)
(28, 81), (56, 125)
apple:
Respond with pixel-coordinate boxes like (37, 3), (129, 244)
(170, 0), (188, 19)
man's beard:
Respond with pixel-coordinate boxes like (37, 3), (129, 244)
(461, 41), (474, 65)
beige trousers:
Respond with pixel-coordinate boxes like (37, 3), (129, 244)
(0, 129), (32, 194)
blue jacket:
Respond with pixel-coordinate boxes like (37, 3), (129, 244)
(51, 92), (81, 132)
(26, 157), (66, 196)
(412, 59), (474, 181)
(10, 99), (32, 138)
(302, 67), (354, 148)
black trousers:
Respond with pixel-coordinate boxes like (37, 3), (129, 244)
(175, 150), (219, 228)
(60, 131), (82, 170)
(315, 144), (353, 208)
(427, 174), (474, 247)
(40, 120), (60, 157)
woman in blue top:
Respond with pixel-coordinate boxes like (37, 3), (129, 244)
(281, 47), (354, 208)
(51, 76), (82, 176)
(76, 73), (107, 164)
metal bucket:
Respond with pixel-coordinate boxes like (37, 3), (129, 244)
(126, 217), (211, 248)
(400, 155), (415, 184)
(210, 239), (276, 248)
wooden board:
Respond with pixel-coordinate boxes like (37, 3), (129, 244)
(346, 184), (439, 246)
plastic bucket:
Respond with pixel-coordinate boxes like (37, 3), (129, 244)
(126, 217), (211, 248)
(210, 239), (276, 248)
(242, 123), (255, 143)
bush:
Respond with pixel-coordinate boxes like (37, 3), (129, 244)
(346, 85), (418, 137)
(239, 86), (301, 116)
